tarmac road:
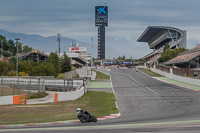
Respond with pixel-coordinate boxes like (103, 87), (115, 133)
(1, 68), (200, 133)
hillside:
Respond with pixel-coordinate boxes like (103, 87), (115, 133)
(0, 29), (90, 53)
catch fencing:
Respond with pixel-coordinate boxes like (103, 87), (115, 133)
(0, 76), (84, 96)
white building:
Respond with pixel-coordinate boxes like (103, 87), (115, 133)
(67, 43), (91, 68)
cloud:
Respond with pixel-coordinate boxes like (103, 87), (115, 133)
(1, 0), (200, 58)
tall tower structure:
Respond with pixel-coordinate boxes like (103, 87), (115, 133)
(57, 33), (61, 56)
(95, 5), (108, 59)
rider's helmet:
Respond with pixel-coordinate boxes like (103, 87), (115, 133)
(77, 108), (81, 112)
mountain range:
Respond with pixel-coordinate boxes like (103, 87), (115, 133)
(0, 29), (90, 54)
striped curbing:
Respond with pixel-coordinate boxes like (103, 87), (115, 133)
(0, 113), (121, 128)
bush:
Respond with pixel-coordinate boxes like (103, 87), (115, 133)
(6, 72), (16, 76)
(18, 72), (26, 77)
(28, 92), (49, 99)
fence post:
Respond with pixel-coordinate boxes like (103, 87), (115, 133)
(12, 85), (15, 95)
(28, 81), (30, 97)
(170, 68), (173, 75)
(38, 77), (41, 92)
(1, 78), (3, 96)
(17, 77), (19, 95)
(64, 79), (66, 92)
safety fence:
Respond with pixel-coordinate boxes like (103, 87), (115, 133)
(0, 77), (84, 96)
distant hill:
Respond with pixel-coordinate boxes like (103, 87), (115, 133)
(0, 29), (90, 53)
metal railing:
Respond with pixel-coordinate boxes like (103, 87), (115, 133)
(0, 77), (84, 96)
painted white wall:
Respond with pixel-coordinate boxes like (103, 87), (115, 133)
(0, 96), (13, 105)
(56, 87), (85, 101)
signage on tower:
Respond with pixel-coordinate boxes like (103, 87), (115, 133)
(95, 6), (108, 19)
(95, 6), (108, 27)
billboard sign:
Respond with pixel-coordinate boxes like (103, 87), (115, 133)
(95, 6), (108, 19)
(103, 61), (133, 65)
(95, 6), (108, 27)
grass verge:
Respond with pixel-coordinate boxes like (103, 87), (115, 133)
(92, 70), (110, 80)
(27, 92), (49, 99)
(0, 91), (118, 125)
(138, 68), (163, 77)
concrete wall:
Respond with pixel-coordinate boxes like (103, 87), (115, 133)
(55, 87), (85, 101)
(0, 96), (13, 105)
(151, 68), (200, 86)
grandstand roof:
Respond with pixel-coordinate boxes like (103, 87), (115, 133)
(165, 45), (200, 65)
(137, 26), (183, 42)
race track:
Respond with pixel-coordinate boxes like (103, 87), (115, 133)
(1, 68), (200, 133)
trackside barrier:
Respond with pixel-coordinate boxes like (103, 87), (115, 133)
(52, 87), (84, 102)
(13, 94), (27, 105)
(54, 93), (58, 103)
(20, 95), (27, 104)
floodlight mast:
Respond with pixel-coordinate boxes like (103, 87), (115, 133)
(15, 38), (20, 77)
(57, 33), (61, 56)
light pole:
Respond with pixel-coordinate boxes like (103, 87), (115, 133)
(21, 43), (24, 54)
(0, 39), (3, 61)
(15, 38), (20, 77)
(91, 37), (93, 67)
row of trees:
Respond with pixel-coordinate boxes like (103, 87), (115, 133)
(0, 52), (72, 77)
(0, 34), (72, 77)
(0, 35), (33, 57)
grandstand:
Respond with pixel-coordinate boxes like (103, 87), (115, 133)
(137, 26), (186, 65)
(19, 50), (48, 62)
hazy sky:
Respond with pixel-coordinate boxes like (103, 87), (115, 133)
(1, 0), (200, 59)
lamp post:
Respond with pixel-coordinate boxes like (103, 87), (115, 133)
(15, 38), (20, 77)
(0, 39), (3, 61)
(21, 43), (24, 54)
(91, 37), (93, 67)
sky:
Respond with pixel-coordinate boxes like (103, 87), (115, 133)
(1, 0), (200, 59)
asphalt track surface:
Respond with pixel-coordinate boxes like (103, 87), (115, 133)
(1, 68), (200, 133)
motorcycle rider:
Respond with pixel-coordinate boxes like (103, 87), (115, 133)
(77, 108), (97, 123)
(77, 108), (90, 115)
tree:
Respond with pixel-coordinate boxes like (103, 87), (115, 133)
(158, 46), (186, 63)
(8, 56), (17, 66)
(23, 45), (32, 53)
(29, 62), (56, 76)
(0, 61), (14, 75)
(7, 39), (16, 55)
(47, 52), (61, 76)
(61, 52), (72, 72)
(18, 61), (36, 74)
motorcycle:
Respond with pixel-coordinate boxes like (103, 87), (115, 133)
(77, 111), (97, 123)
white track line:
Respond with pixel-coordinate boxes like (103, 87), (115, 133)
(110, 74), (120, 112)
(128, 75), (160, 96)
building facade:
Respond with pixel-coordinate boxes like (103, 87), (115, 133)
(137, 26), (186, 65)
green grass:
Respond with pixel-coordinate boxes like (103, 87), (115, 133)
(0, 91), (118, 125)
(138, 68), (163, 77)
(92, 70), (110, 80)
(27, 92), (49, 99)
